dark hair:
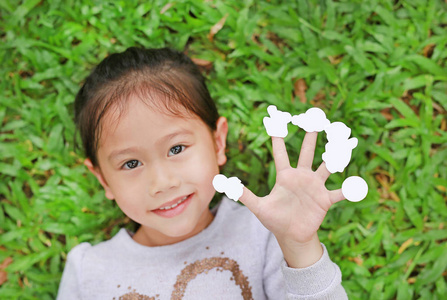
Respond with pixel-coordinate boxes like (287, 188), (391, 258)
(74, 47), (219, 167)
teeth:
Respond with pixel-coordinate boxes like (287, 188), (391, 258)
(158, 196), (188, 210)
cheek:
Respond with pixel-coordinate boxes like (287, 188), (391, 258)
(182, 148), (219, 185)
(193, 146), (219, 173)
(108, 173), (145, 204)
(113, 185), (147, 221)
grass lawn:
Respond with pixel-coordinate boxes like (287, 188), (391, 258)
(1, 0), (446, 299)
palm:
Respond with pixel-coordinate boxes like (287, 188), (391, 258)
(240, 133), (344, 245)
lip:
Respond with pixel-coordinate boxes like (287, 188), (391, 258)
(152, 194), (193, 218)
(154, 194), (191, 210)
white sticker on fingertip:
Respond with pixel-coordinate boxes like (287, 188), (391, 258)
(342, 176), (368, 202)
(260, 105), (367, 203)
(291, 107), (330, 132)
(263, 105), (292, 138)
(322, 122), (358, 173)
(212, 174), (244, 202)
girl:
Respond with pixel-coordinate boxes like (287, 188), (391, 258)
(57, 47), (348, 299)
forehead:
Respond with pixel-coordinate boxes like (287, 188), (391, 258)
(98, 95), (209, 149)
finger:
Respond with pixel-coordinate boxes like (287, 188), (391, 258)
(272, 137), (290, 172)
(238, 187), (261, 216)
(329, 189), (345, 204)
(315, 162), (331, 182)
(297, 132), (318, 169)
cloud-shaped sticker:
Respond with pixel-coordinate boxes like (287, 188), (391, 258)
(291, 107), (330, 132)
(322, 122), (358, 173)
(263, 105), (292, 138)
(212, 174), (244, 202)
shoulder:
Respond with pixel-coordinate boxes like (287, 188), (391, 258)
(58, 230), (132, 299)
(65, 242), (92, 264)
(58, 242), (94, 299)
(65, 229), (130, 266)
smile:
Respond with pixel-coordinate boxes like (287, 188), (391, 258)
(152, 194), (193, 218)
(158, 196), (189, 210)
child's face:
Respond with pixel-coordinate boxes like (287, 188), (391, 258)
(85, 95), (228, 246)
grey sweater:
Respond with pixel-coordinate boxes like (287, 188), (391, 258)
(57, 197), (348, 299)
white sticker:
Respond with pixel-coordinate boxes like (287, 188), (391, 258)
(263, 105), (292, 138)
(291, 107), (330, 132)
(342, 176), (368, 202)
(212, 174), (244, 202)
(322, 122), (358, 173)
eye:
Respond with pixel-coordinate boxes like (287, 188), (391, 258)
(123, 160), (141, 170)
(168, 145), (185, 156)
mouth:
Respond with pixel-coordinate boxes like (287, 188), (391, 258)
(156, 195), (190, 211)
(152, 194), (193, 218)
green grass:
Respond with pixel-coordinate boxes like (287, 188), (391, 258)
(1, 0), (446, 298)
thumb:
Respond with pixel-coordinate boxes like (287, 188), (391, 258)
(238, 187), (260, 216)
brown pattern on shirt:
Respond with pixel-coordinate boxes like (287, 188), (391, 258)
(118, 291), (158, 300)
(171, 257), (253, 300)
(116, 257), (253, 300)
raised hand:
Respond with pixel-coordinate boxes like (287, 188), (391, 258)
(212, 106), (367, 267)
(238, 133), (345, 268)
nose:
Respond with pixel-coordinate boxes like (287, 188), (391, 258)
(147, 162), (181, 197)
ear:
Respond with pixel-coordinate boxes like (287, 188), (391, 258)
(214, 117), (228, 166)
(84, 158), (115, 200)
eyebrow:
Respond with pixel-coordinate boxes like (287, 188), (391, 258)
(107, 129), (194, 162)
(159, 129), (194, 146)
(108, 146), (141, 162)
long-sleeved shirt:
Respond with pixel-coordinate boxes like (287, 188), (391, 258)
(57, 197), (348, 299)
